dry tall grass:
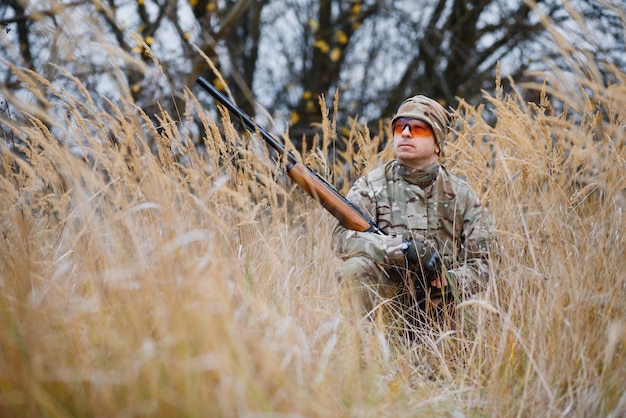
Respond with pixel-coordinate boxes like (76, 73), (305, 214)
(1, 36), (625, 418)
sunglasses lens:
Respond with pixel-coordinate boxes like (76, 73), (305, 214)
(392, 121), (406, 135)
(393, 118), (432, 136)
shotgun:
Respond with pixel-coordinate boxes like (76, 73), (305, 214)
(196, 77), (384, 235)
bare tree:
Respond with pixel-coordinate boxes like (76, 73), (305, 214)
(1, 0), (623, 151)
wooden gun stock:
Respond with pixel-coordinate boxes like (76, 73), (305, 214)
(286, 163), (381, 233)
(196, 77), (383, 235)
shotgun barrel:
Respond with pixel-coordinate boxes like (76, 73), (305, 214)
(196, 77), (383, 234)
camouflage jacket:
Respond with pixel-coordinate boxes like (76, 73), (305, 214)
(332, 159), (495, 296)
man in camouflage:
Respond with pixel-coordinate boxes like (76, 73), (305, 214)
(332, 95), (494, 325)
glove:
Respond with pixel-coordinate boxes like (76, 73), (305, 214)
(402, 240), (443, 283)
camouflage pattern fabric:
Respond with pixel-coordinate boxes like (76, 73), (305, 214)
(332, 159), (495, 304)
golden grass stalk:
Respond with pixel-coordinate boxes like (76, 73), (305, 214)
(0, 29), (625, 418)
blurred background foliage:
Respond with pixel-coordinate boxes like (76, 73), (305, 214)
(1, 0), (624, 151)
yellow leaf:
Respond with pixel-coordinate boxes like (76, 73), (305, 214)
(145, 36), (154, 45)
(330, 47), (341, 62)
(188, 0), (198, 7)
(132, 84), (141, 93)
(335, 30), (348, 44)
(290, 112), (300, 125)
(213, 78), (226, 91)
(313, 39), (329, 53)
(138, 0), (144, 5)
(302, 91), (312, 99)
(206, 2), (216, 11)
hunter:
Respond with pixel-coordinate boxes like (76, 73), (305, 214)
(332, 95), (495, 329)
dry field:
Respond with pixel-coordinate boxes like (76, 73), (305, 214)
(1, 40), (625, 418)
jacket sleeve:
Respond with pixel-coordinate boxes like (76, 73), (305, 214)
(331, 176), (405, 267)
(449, 195), (496, 296)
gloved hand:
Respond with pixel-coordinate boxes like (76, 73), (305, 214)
(402, 240), (443, 283)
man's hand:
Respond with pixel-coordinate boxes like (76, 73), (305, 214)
(429, 271), (448, 289)
(403, 240), (443, 283)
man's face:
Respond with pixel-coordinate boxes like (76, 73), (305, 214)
(392, 118), (439, 168)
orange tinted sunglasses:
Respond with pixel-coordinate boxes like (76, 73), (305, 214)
(392, 118), (433, 137)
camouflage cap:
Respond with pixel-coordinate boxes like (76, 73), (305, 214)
(391, 95), (452, 156)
